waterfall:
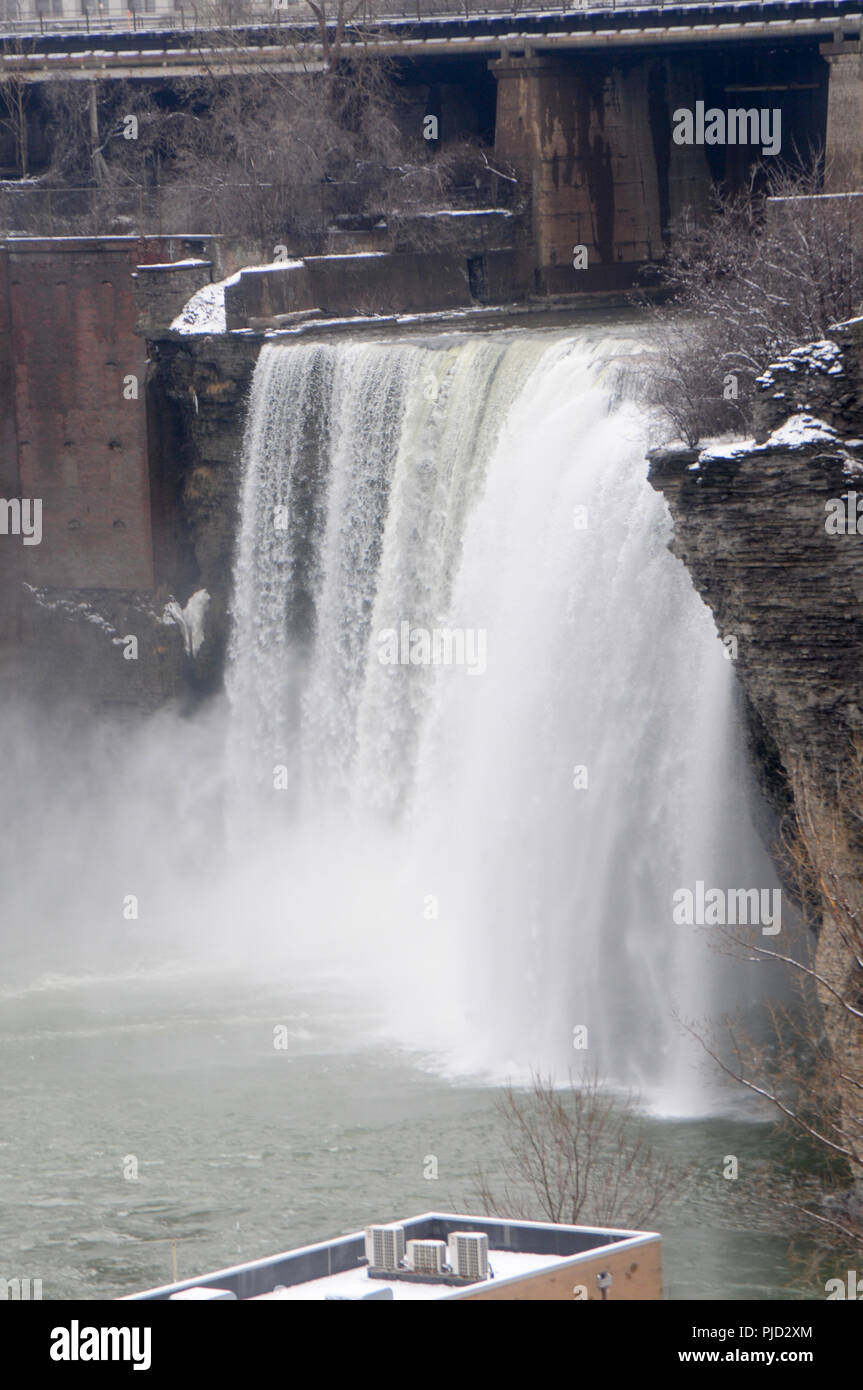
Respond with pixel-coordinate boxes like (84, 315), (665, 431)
(226, 327), (772, 1109)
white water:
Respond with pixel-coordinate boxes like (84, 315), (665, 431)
(225, 326), (773, 1111)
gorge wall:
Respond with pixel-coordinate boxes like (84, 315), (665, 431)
(649, 324), (863, 814)
(649, 320), (863, 1171)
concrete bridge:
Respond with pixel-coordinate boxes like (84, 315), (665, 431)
(4, 2), (862, 289)
(2, 2), (862, 76)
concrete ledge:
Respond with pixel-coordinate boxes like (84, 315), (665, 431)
(134, 259), (213, 335)
(303, 251), (473, 316)
(224, 262), (315, 329)
(223, 251), (476, 328)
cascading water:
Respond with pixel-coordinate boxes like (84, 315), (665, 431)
(226, 326), (774, 1110)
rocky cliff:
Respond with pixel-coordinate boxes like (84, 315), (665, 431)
(649, 318), (863, 1181)
(649, 324), (863, 807)
(146, 331), (263, 694)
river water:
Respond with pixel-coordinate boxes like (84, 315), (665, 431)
(0, 972), (812, 1300)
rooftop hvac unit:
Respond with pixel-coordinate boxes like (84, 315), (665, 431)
(447, 1231), (489, 1281)
(405, 1239), (446, 1277)
(365, 1223), (406, 1271)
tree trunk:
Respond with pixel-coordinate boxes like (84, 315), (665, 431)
(89, 82), (110, 186)
(16, 84), (29, 179)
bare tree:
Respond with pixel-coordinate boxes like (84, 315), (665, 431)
(0, 55), (33, 179)
(474, 1071), (688, 1231)
(640, 156), (863, 444)
(18, 27), (511, 246)
(303, 0), (375, 72)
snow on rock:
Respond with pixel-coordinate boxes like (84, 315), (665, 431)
(765, 413), (839, 449)
(694, 437), (756, 464)
(842, 454), (863, 477)
(162, 589), (210, 657)
(757, 339), (844, 388)
(696, 413), (843, 467)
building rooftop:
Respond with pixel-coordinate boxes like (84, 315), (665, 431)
(125, 1212), (662, 1302)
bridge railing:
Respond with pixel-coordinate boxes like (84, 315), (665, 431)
(0, 0), (696, 42)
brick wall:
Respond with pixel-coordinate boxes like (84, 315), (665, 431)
(0, 236), (187, 592)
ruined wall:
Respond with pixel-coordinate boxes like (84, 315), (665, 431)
(0, 245), (21, 650)
(1, 237), (156, 590)
(0, 236), (213, 712)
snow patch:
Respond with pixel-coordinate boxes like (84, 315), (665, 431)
(171, 264), (293, 335)
(756, 339), (844, 388)
(141, 258), (210, 270)
(697, 413), (844, 466)
(171, 282), (226, 335)
(22, 585), (118, 635)
(410, 208), (514, 219)
(695, 438), (756, 464)
(765, 413), (839, 449)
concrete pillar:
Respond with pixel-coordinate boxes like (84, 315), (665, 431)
(491, 53), (710, 295)
(820, 40), (863, 191)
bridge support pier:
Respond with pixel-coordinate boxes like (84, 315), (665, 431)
(821, 39), (863, 191)
(490, 53), (709, 295)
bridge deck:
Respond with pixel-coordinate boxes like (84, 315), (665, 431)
(2, 0), (861, 70)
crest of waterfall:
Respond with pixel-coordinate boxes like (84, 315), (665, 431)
(226, 327), (776, 1108)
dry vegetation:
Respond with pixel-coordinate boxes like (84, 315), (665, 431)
(683, 754), (863, 1265)
(1, 9), (515, 248)
(474, 1071), (689, 1231)
(641, 159), (863, 445)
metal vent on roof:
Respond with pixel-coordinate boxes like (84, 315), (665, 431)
(364, 1223), (406, 1271)
(405, 1239), (446, 1276)
(447, 1232), (489, 1281)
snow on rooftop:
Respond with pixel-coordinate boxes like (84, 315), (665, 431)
(248, 1249), (569, 1301)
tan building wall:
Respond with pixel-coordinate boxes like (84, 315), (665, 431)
(455, 1235), (662, 1302)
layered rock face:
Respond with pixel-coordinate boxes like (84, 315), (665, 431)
(145, 332), (262, 694)
(650, 336), (863, 790)
(649, 320), (863, 1175)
